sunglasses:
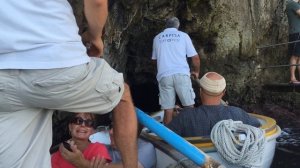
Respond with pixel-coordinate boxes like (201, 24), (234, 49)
(70, 117), (95, 128)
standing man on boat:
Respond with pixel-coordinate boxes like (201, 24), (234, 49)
(151, 17), (200, 124)
(0, 0), (138, 168)
(167, 72), (260, 137)
(286, 0), (300, 84)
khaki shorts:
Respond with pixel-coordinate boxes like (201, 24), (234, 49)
(0, 57), (124, 114)
(158, 74), (195, 109)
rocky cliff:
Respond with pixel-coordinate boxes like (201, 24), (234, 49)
(105, 0), (287, 106)
(66, 0), (299, 125)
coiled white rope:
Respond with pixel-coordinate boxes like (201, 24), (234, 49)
(210, 120), (266, 168)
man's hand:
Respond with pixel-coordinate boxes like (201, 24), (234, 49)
(90, 156), (108, 168)
(190, 72), (199, 79)
(82, 31), (104, 57)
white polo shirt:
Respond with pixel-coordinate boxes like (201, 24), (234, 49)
(152, 28), (198, 81)
(0, 0), (89, 69)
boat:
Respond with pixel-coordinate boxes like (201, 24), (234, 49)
(140, 110), (281, 168)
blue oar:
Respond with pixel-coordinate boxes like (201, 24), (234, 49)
(136, 108), (222, 167)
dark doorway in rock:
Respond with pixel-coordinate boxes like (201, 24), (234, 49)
(130, 82), (161, 114)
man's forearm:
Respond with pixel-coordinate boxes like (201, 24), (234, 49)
(113, 84), (138, 168)
(84, 0), (108, 39)
(191, 55), (200, 77)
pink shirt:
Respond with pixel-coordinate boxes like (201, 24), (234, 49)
(51, 142), (111, 168)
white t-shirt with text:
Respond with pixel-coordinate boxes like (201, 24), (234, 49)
(152, 28), (198, 81)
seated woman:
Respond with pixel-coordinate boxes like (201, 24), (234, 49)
(51, 113), (111, 168)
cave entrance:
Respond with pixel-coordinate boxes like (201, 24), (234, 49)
(130, 82), (161, 114)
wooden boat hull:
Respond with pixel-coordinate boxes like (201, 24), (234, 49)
(141, 112), (281, 168)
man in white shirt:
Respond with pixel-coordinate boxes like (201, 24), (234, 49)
(0, 0), (137, 168)
(152, 17), (200, 124)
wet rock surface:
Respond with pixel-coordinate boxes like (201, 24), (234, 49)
(272, 148), (300, 168)
(272, 128), (300, 168)
(255, 105), (300, 168)
(276, 128), (300, 155)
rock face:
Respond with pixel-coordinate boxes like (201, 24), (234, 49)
(103, 0), (288, 108)
(64, 0), (300, 124)
(65, 1), (300, 113)
(63, 0), (300, 119)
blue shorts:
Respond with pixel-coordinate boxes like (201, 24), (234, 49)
(158, 74), (195, 109)
(288, 33), (300, 57)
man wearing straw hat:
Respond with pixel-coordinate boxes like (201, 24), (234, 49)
(167, 72), (260, 137)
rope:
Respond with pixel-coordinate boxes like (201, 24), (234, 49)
(258, 64), (300, 69)
(210, 120), (266, 168)
(256, 39), (300, 49)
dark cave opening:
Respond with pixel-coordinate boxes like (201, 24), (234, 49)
(130, 82), (161, 114)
